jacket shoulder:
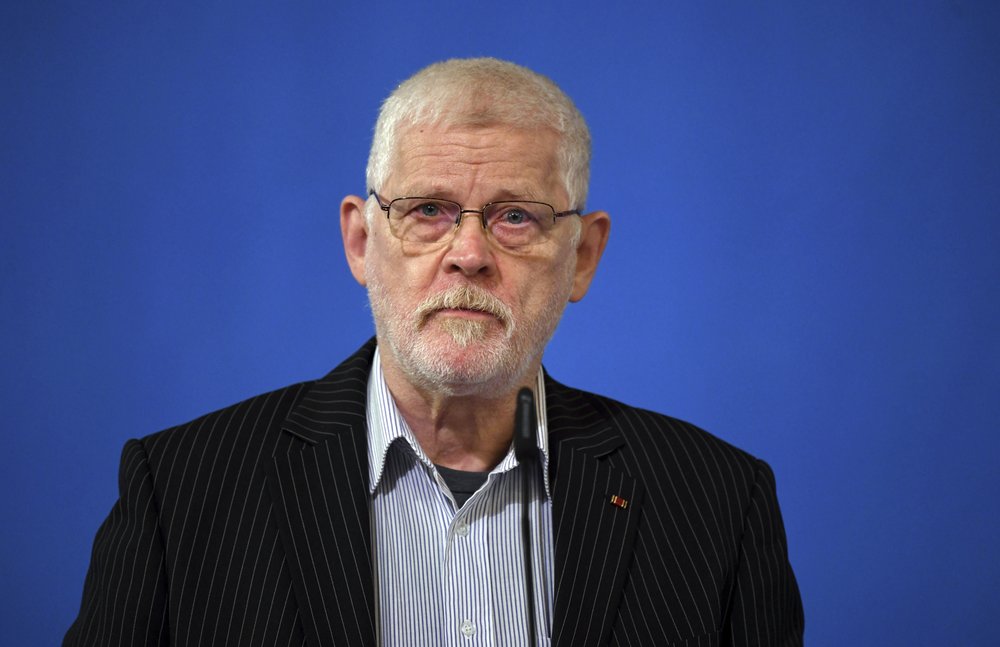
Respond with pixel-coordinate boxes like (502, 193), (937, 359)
(132, 338), (376, 485)
(546, 378), (766, 486)
(137, 380), (315, 471)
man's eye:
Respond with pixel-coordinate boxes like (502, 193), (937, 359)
(502, 208), (529, 225)
(416, 203), (441, 217)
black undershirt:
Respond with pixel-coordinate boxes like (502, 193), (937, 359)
(435, 464), (489, 508)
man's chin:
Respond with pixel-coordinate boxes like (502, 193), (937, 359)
(420, 328), (507, 370)
(403, 329), (521, 394)
(436, 317), (494, 348)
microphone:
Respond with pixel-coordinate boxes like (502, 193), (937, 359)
(513, 387), (538, 647)
(514, 387), (538, 464)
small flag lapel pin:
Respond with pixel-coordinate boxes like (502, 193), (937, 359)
(609, 494), (629, 509)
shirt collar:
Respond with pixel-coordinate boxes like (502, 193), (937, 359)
(366, 345), (551, 498)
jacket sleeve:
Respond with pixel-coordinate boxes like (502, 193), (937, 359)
(64, 438), (170, 646)
(723, 460), (804, 646)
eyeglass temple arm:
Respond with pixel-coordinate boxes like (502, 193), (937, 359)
(368, 189), (390, 211)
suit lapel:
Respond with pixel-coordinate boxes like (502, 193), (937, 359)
(266, 340), (378, 647)
(265, 345), (643, 647)
(547, 378), (645, 647)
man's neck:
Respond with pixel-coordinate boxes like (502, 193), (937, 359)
(377, 350), (539, 472)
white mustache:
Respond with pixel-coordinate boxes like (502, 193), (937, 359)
(415, 284), (514, 333)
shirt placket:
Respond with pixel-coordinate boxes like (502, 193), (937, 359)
(439, 470), (495, 647)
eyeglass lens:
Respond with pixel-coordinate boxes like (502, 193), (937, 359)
(387, 198), (555, 248)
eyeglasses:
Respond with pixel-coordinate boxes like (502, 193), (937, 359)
(369, 190), (580, 249)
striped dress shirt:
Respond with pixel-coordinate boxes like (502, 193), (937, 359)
(367, 348), (552, 646)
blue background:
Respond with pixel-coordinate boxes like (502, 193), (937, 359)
(2, 1), (998, 645)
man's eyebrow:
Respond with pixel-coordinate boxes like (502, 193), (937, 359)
(489, 188), (543, 202)
(398, 187), (543, 202)
(398, 186), (452, 199)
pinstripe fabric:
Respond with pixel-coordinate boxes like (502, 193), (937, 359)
(65, 384), (311, 646)
(546, 382), (803, 646)
(367, 348), (552, 646)
(66, 338), (802, 646)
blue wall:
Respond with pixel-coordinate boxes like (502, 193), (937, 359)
(2, 1), (998, 644)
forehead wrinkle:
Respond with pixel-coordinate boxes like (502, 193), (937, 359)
(394, 159), (546, 202)
(388, 126), (563, 204)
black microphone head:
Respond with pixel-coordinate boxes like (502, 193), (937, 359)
(514, 387), (538, 463)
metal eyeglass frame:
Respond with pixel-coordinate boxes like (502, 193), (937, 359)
(368, 190), (580, 244)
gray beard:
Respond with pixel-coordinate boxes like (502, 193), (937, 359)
(366, 282), (557, 397)
(438, 317), (490, 348)
(364, 249), (577, 397)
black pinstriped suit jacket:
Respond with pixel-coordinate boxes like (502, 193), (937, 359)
(65, 338), (803, 646)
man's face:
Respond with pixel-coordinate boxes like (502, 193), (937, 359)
(359, 123), (581, 396)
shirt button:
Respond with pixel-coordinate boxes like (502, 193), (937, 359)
(456, 521), (470, 537)
(460, 619), (476, 638)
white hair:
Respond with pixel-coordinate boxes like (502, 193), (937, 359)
(365, 58), (592, 214)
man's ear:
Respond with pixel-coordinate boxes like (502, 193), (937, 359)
(569, 210), (611, 302)
(340, 195), (369, 286)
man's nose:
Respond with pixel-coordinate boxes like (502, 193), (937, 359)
(442, 211), (496, 277)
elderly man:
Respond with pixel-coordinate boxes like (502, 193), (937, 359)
(66, 58), (803, 646)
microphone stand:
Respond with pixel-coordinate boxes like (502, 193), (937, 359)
(513, 387), (538, 647)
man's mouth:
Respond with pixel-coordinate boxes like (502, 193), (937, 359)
(420, 302), (495, 324)
(414, 284), (515, 336)
(434, 306), (497, 320)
